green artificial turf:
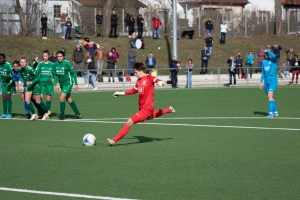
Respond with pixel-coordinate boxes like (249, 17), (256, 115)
(0, 87), (300, 200)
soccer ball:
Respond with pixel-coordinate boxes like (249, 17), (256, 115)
(83, 133), (96, 146)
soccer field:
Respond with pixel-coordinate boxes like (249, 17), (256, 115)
(0, 86), (300, 200)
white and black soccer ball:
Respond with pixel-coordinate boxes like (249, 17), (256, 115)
(83, 133), (96, 146)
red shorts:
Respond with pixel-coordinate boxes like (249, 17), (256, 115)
(131, 109), (153, 124)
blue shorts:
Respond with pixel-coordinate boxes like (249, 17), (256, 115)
(264, 76), (278, 94)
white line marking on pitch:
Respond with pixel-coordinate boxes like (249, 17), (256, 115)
(0, 187), (138, 200)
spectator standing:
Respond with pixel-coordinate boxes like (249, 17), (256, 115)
(95, 11), (103, 38)
(205, 17), (213, 35)
(106, 47), (119, 75)
(152, 16), (162, 40)
(145, 52), (156, 74)
(129, 15), (135, 37)
(58, 12), (68, 39)
(220, 21), (227, 44)
(41, 13), (48, 39)
(95, 45), (106, 76)
(204, 34), (213, 59)
(84, 42), (97, 63)
(107, 52), (115, 82)
(137, 14), (144, 39)
(290, 55), (300, 85)
(170, 56), (180, 89)
(246, 51), (254, 79)
(257, 46), (265, 73)
(85, 59), (97, 90)
(65, 18), (72, 39)
(286, 48), (296, 70)
(128, 47), (136, 76)
(271, 44), (282, 66)
(124, 13), (130, 37)
(200, 46), (210, 75)
(61, 48), (68, 60)
(50, 51), (58, 63)
(185, 59), (194, 88)
(109, 10), (118, 38)
(72, 44), (84, 77)
(235, 51), (244, 79)
(227, 56), (237, 87)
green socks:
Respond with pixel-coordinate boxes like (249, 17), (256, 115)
(69, 101), (80, 115)
(7, 99), (12, 115)
(27, 102), (36, 114)
(60, 101), (66, 116)
(3, 99), (7, 114)
(46, 101), (51, 111)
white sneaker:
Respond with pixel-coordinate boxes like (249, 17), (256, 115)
(273, 112), (279, 117)
(44, 37), (47, 39)
(93, 87), (97, 91)
(42, 37), (44, 39)
(85, 84), (89, 88)
(169, 106), (176, 113)
(30, 114), (38, 121)
(42, 111), (51, 120)
(107, 138), (115, 146)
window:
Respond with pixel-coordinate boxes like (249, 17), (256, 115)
(258, 11), (266, 23)
(54, 5), (61, 18)
(290, 9), (299, 22)
(222, 10), (231, 22)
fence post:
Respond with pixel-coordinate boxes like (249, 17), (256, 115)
(95, 8), (96, 36)
(217, 67), (220, 86)
(246, 67), (249, 85)
(122, 69), (125, 90)
(265, 11), (268, 35)
(198, 8), (201, 37)
(6, 11), (9, 35)
(245, 12), (247, 37)
(286, 8), (290, 33)
(122, 9), (124, 36)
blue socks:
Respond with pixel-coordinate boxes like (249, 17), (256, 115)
(268, 100), (278, 115)
(23, 101), (29, 114)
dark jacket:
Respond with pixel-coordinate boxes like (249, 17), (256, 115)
(129, 18), (135, 32)
(204, 37), (213, 47)
(271, 46), (282, 58)
(65, 21), (72, 29)
(87, 61), (97, 74)
(50, 56), (58, 63)
(227, 59), (236, 72)
(128, 51), (136, 63)
(235, 55), (243, 67)
(111, 14), (118, 26)
(170, 60), (178, 73)
(96, 14), (103, 24)
(145, 57), (156, 68)
(291, 59), (300, 70)
(41, 17), (47, 27)
(72, 48), (84, 63)
(84, 44), (97, 58)
(107, 56), (115, 69)
(205, 20), (213, 30)
(124, 15), (130, 26)
(137, 16), (144, 27)
(201, 49), (210, 60)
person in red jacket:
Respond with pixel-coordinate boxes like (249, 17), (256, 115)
(107, 62), (175, 146)
(152, 16), (162, 40)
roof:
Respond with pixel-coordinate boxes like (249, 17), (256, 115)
(200, 0), (249, 6)
(281, 0), (300, 5)
(75, 0), (147, 8)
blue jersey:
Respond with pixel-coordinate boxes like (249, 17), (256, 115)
(260, 50), (277, 83)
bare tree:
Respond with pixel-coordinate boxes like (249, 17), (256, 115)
(104, 0), (115, 36)
(275, 0), (284, 36)
(16, 0), (27, 35)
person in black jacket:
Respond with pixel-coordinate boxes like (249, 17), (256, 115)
(137, 14), (144, 39)
(128, 15), (135, 37)
(109, 10), (118, 38)
(200, 46), (210, 74)
(235, 51), (244, 79)
(227, 56), (237, 87)
(124, 13), (130, 37)
(205, 17), (213, 35)
(107, 52), (115, 82)
(41, 13), (47, 39)
(72, 44), (84, 77)
(170, 56), (181, 88)
(95, 10), (103, 38)
(204, 34), (213, 59)
(271, 44), (282, 66)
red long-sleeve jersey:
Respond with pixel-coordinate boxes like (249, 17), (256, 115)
(125, 74), (161, 111)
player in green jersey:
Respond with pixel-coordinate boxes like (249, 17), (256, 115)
(0, 53), (14, 118)
(19, 56), (50, 120)
(36, 50), (54, 117)
(53, 50), (81, 120)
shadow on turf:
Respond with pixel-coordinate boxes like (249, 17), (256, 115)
(118, 136), (173, 146)
(253, 111), (268, 116)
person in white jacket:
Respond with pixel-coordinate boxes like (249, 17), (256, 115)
(220, 21), (228, 45)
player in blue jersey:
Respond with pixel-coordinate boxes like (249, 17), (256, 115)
(259, 49), (279, 118)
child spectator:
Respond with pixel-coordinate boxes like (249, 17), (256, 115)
(65, 18), (72, 39)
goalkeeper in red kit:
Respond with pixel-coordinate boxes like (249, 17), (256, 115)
(107, 62), (175, 146)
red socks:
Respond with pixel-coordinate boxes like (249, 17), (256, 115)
(114, 124), (131, 143)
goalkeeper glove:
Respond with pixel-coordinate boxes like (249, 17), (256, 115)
(113, 91), (125, 97)
(157, 81), (164, 86)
